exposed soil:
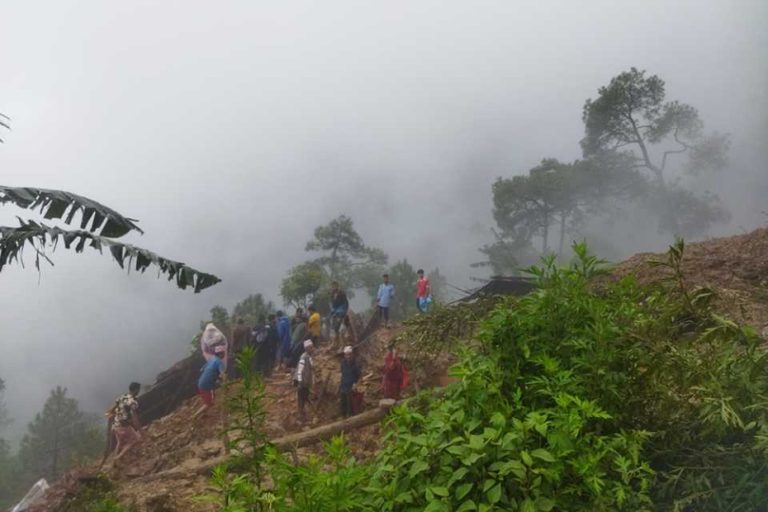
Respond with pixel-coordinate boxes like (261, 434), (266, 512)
(31, 326), (443, 512)
(610, 227), (768, 334)
(29, 227), (768, 511)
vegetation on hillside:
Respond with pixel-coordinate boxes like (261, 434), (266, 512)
(208, 241), (767, 511)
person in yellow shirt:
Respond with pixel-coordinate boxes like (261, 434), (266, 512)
(307, 305), (322, 345)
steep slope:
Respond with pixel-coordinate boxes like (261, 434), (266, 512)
(27, 226), (768, 512)
(29, 326), (440, 512)
(610, 227), (768, 333)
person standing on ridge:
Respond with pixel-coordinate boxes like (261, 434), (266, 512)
(194, 344), (226, 419)
(339, 345), (361, 417)
(111, 382), (142, 460)
(416, 269), (431, 313)
(296, 340), (315, 423)
(330, 281), (350, 345)
(376, 273), (395, 328)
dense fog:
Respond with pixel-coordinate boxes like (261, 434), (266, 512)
(0, 0), (766, 444)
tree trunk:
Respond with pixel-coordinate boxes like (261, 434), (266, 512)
(558, 213), (567, 258)
(272, 403), (392, 450)
(134, 401), (397, 483)
(542, 210), (549, 253)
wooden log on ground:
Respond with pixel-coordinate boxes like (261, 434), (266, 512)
(132, 400), (397, 483)
(272, 400), (394, 451)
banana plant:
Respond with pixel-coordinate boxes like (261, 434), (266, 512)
(0, 187), (221, 292)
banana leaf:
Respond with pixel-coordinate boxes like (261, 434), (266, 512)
(0, 185), (142, 238)
(0, 219), (221, 293)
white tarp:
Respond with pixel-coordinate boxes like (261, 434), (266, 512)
(10, 478), (49, 512)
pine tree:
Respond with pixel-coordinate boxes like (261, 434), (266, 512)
(18, 386), (102, 481)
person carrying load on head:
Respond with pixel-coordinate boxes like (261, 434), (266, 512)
(194, 344), (226, 419)
(110, 382), (142, 460)
(339, 345), (361, 417)
(201, 322), (228, 370)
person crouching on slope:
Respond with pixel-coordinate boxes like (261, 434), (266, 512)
(194, 344), (226, 419)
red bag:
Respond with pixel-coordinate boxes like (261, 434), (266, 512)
(350, 390), (365, 414)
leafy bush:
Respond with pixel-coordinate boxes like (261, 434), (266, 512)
(209, 241), (768, 511)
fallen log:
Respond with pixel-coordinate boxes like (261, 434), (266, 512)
(272, 399), (394, 451)
(132, 400), (397, 483)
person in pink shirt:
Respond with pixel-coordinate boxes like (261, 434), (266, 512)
(416, 269), (431, 313)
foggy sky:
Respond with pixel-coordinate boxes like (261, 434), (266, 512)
(1, 1), (766, 443)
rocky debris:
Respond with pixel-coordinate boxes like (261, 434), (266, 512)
(610, 227), (768, 332)
(32, 323), (439, 511)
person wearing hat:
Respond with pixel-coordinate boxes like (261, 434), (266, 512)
(376, 273), (395, 328)
(296, 340), (315, 422)
(339, 345), (361, 417)
(194, 344), (226, 419)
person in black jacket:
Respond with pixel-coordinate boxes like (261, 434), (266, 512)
(339, 345), (361, 417)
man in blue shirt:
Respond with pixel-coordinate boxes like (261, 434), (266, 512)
(276, 310), (292, 370)
(194, 345), (226, 419)
(376, 273), (395, 328)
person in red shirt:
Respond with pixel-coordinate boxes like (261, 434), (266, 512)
(415, 269), (431, 313)
(382, 345), (408, 400)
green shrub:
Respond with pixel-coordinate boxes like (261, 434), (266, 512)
(208, 241), (768, 511)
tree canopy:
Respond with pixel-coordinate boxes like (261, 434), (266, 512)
(480, 68), (731, 274)
(281, 215), (388, 309)
(581, 67), (729, 234)
(17, 386), (102, 482)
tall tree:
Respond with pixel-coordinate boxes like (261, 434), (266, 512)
(280, 261), (327, 309)
(282, 215), (387, 308)
(490, 159), (587, 259)
(231, 294), (274, 325)
(581, 67), (729, 234)
(209, 305), (230, 331)
(17, 386), (102, 481)
(0, 438), (22, 511)
(304, 214), (388, 286)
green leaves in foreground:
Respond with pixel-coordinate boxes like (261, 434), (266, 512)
(0, 185), (220, 292)
(0, 186), (143, 238)
(212, 241), (767, 511)
(0, 219), (220, 292)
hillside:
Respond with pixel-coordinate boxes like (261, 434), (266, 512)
(610, 227), (768, 333)
(22, 227), (768, 512)
(28, 326), (450, 512)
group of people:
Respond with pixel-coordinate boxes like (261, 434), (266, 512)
(106, 270), (430, 459)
